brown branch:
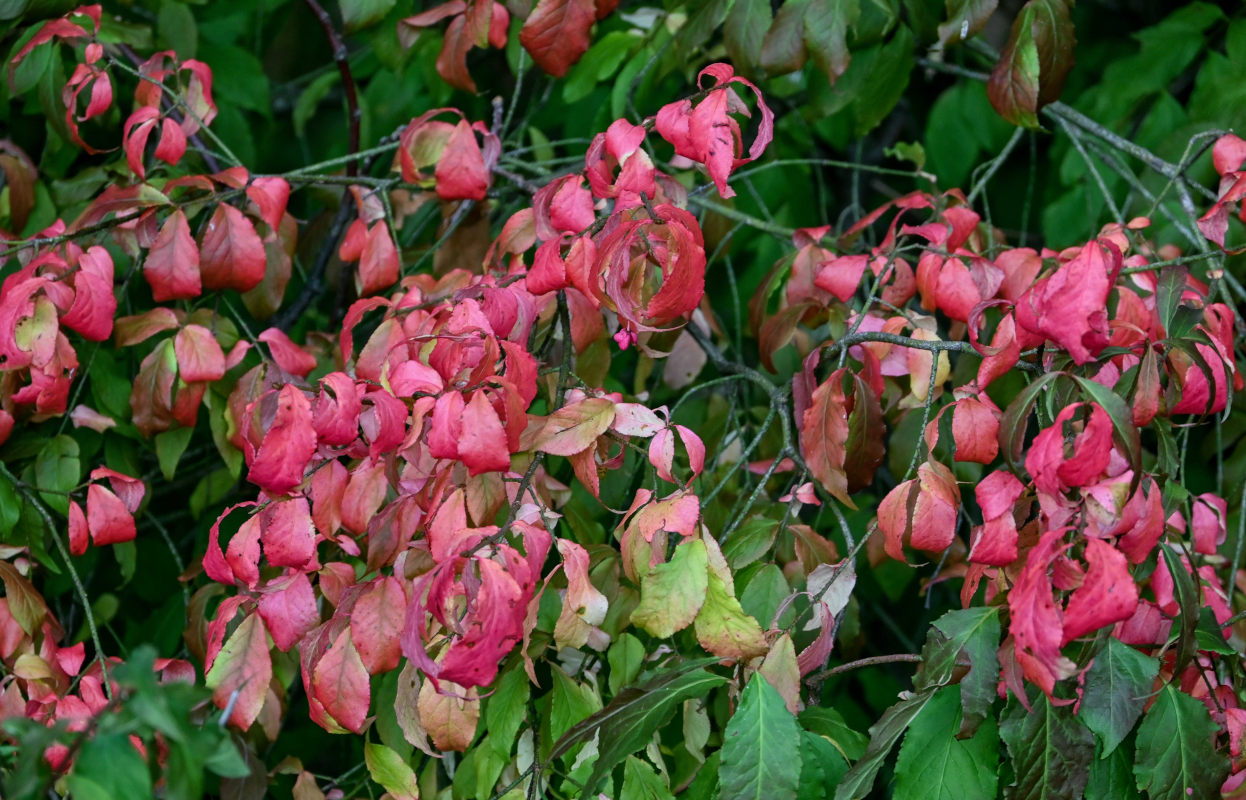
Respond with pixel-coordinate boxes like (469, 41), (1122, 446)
(303, 0), (361, 178)
(806, 653), (923, 683)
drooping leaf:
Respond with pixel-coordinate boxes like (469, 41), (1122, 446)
(1079, 638), (1158, 757)
(833, 688), (937, 800)
(893, 687), (998, 800)
(937, 0), (999, 48)
(800, 368), (853, 507)
(620, 756), (675, 800)
(520, 0), (597, 77)
(199, 203), (267, 292)
(987, 0), (1076, 128)
(694, 537), (768, 660)
(999, 692), (1095, 800)
(630, 538), (708, 638)
(919, 607), (1000, 734)
(205, 611), (272, 731)
(719, 674), (802, 800)
(1133, 684), (1230, 800)
(364, 742), (418, 800)
(803, 0), (859, 84)
(313, 627), (371, 734)
(548, 662), (725, 797)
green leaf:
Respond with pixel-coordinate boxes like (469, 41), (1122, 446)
(1085, 741), (1139, 800)
(608, 632), (645, 695)
(798, 707), (868, 762)
(620, 756), (675, 800)
(339, 0), (396, 33)
(720, 674), (802, 800)
(155, 426), (194, 482)
(293, 70), (339, 138)
(761, 0), (811, 76)
(848, 26), (914, 136)
(1159, 545), (1199, 676)
(833, 689), (937, 800)
(562, 32), (638, 104)
(157, 1), (197, 58)
(1079, 638), (1158, 756)
(1154, 264), (1188, 338)
(936, 0), (998, 47)
(986, 0), (1075, 128)
(365, 741), (419, 800)
(797, 729), (849, 800)
(803, 0), (859, 84)
(738, 564), (791, 629)
(694, 545), (767, 660)
(893, 686), (998, 800)
(549, 667), (602, 754)
(999, 692), (1095, 800)
(34, 433), (79, 515)
(1135, 684), (1230, 799)
(724, 0), (771, 73)
(486, 665), (531, 761)
(67, 732), (153, 799)
(549, 662), (725, 798)
(0, 470), (21, 539)
(630, 539), (707, 638)
(722, 517), (779, 570)
(920, 607), (1000, 734)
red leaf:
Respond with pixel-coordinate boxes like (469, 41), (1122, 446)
(519, 0), (596, 78)
(258, 572), (320, 651)
(1060, 538), (1137, 645)
(246, 176), (290, 232)
(1191, 493), (1227, 556)
(350, 576), (406, 674)
(144, 210), (201, 301)
(206, 611), (272, 730)
(1008, 529), (1076, 696)
(434, 120), (489, 202)
(358, 222), (399, 296)
(341, 460), (388, 535)
(313, 627), (371, 733)
(260, 496), (317, 570)
(1015, 241), (1120, 364)
(951, 395), (1000, 464)
(61, 246), (115, 342)
(968, 470), (1025, 566)
(800, 369), (852, 507)
(1025, 402), (1113, 497)
(879, 462), (960, 561)
(459, 391), (511, 475)
(258, 328), (317, 377)
(653, 63), (775, 198)
(68, 500), (88, 556)
(842, 373), (885, 493)
(813, 254), (869, 302)
(246, 385), (317, 495)
(174, 324), (226, 382)
(199, 204), (267, 292)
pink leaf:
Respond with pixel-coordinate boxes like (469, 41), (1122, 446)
(144, 210), (201, 301)
(174, 324), (226, 382)
(199, 204), (267, 293)
(247, 385), (317, 495)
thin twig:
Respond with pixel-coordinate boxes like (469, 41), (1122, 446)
(806, 653), (922, 683)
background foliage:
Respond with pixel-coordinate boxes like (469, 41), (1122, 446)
(0, 0), (1244, 798)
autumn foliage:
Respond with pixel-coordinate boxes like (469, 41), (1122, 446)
(0, 1), (1244, 799)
